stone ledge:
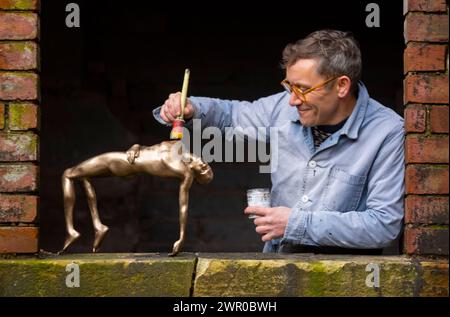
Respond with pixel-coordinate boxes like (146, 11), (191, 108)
(0, 253), (448, 297)
(0, 253), (197, 296)
(194, 253), (448, 297)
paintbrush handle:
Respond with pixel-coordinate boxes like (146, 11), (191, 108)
(179, 68), (190, 119)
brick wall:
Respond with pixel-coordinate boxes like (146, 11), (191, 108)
(0, 1), (448, 257)
(0, 0), (39, 253)
(403, 0), (449, 256)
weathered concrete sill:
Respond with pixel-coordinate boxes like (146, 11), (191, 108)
(0, 253), (448, 297)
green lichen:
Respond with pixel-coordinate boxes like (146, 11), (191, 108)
(9, 104), (26, 128)
(27, 133), (37, 156)
(0, 104), (4, 129)
(0, 0), (37, 10)
(17, 0), (36, 10)
(9, 103), (36, 130)
(426, 225), (449, 230)
(302, 261), (346, 296)
(6, 42), (33, 53)
(193, 256), (430, 297)
(419, 262), (449, 296)
(378, 262), (417, 296)
(0, 254), (196, 297)
(0, 254), (447, 297)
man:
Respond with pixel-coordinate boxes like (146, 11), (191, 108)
(153, 30), (405, 254)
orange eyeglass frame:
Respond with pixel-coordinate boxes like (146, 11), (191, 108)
(281, 76), (339, 102)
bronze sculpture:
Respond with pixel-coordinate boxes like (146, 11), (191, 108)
(60, 140), (213, 256)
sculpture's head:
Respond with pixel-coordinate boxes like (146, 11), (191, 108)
(189, 155), (213, 185)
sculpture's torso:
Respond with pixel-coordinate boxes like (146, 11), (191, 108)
(130, 141), (189, 179)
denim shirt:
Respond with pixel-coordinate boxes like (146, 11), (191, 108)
(153, 83), (405, 252)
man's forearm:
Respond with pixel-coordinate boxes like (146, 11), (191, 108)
(153, 94), (282, 133)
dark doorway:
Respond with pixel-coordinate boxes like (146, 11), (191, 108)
(40, 0), (404, 253)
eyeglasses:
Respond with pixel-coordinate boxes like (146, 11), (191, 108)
(281, 76), (339, 103)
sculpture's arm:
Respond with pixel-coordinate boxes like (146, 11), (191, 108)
(126, 144), (140, 164)
(178, 174), (193, 235)
(170, 174), (193, 256)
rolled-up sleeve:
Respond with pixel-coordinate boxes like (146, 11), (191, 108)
(152, 93), (287, 140)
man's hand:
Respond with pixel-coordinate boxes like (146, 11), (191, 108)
(244, 206), (292, 242)
(160, 92), (195, 123)
(126, 144), (140, 164)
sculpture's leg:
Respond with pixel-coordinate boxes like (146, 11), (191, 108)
(59, 156), (115, 253)
(82, 178), (109, 252)
(170, 176), (193, 256)
(60, 168), (81, 253)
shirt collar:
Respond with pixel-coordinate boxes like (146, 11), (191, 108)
(291, 81), (369, 140)
(339, 82), (369, 140)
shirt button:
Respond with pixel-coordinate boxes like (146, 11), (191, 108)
(301, 195), (309, 203)
(308, 160), (317, 168)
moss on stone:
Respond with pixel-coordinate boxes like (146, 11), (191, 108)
(8, 103), (37, 130)
(426, 225), (449, 230)
(0, 253), (447, 297)
(9, 103), (27, 128)
(0, 0), (37, 10)
(9, 42), (32, 53)
(417, 262), (449, 296)
(0, 253), (196, 296)
(0, 104), (4, 128)
(4, 72), (36, 80)
(193, 255), (438, 297)
(26, 132), (37, 154)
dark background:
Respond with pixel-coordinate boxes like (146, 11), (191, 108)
(40, 0), (404, 254)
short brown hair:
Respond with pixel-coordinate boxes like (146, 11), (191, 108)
(282, 30), (362, 95)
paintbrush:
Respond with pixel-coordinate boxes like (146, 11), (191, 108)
(170, 68), (190, 140)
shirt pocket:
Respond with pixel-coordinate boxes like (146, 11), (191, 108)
(321, 167), (366, 211)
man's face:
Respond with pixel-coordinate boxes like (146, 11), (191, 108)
(285, 59), (340, 127)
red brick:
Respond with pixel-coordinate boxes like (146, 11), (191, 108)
(0, 12), (37, 40)
(0, 0), (38, 10)
(0, 42), (37, 70)
(0, 226), (38, 253)
(405, 13), (449, 43)
(406, 165), (449, 194)
(0, 72), (38, 100)
(405, 196), (449, 224)
(405, 135), (449, 163)
(404, 74), (448, 104)
(0, 132), (38, 161)
(0, 103), (4, 129)
(404, 226), (449, 255)
(0, 194), (37, 222)
(404, 43), (446, 73)
(8, 103), (38, 130)
(404, 105), (427, 132)
(430, 106), (449, 133)
(0, 164), (37, 192)
(404, 0), (447, 13)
